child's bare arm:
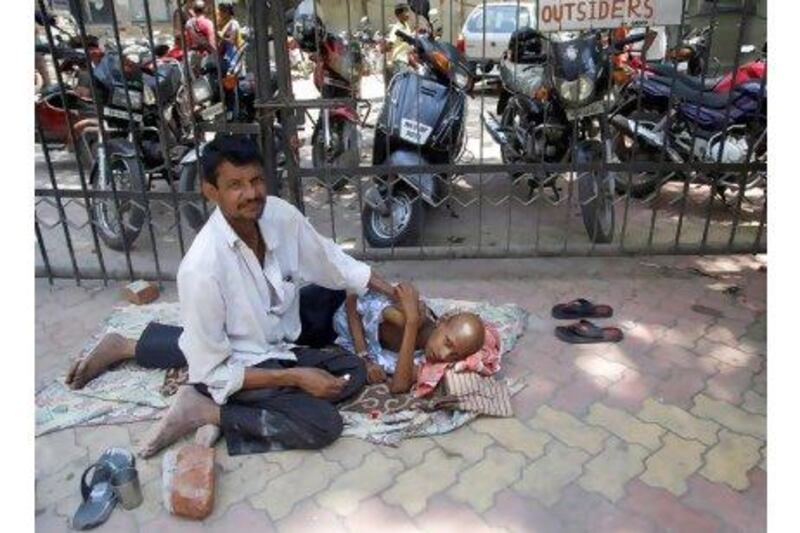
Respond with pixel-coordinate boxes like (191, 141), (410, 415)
(345, 294), (369, 355)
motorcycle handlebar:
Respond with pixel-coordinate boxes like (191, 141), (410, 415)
(395, 29), (417, 47)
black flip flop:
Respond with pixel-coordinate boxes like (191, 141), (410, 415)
(551, 298), (613, 320)
(555, 319), (624, 344)
(72, 448), (136, 530)
(72, 463), (116, 530)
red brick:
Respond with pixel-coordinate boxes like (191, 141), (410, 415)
(550, 374), (611, 416)
(621, 480), (722, 533)
(512, 375), (558, 420)
(412, 495), (500, 533)
(122, 279), (160, 305)
(344, 497), (420, 533)
(682, 471), (766, 533)
(654, 369), (707, 409)
(706, 364), (755, 404)
(170, 444), (215, 520)
(483, 489), (564, 533)
(604, 369), (657, 414)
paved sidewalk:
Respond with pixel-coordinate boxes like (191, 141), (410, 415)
(35, 256), (767, 532)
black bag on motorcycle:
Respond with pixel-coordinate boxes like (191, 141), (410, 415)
(507, 28), (545, 64)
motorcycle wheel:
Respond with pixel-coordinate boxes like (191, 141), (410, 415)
(76, 132), (97, 176)
(312, 118), (358, 191)
(361, 188), (423, 248)
(612, 110), (662, 199)
(576, 144), (615, 244)
(178, 162), (210, 232)
(499, 101), (525, 166)
(90, 144), (146, 251)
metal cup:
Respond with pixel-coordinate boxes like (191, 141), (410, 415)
(111, 467), (143, 510)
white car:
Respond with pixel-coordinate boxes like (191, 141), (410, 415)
(457, 2), (537, 76)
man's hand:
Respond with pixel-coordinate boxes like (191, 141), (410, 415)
(366, 362), (387, 384)
(396, 281), (421, 326)
(290, 368), (347, 400)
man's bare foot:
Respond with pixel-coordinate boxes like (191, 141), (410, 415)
(138, 387), (221, 458)
(66, 333), (136, 389)
(194, 424), (221, 448)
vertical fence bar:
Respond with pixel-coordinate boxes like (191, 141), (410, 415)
(142, 0), (187, 259)
(35, 213), (54, 286)
(37, 0), (110, 284)
(106, 0), (164, 283)
(251, 0), (280, 199)
(36, 116), (81, 285)
(752, 192), (766, 253)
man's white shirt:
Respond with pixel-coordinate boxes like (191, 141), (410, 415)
(177, 196), (371, 404)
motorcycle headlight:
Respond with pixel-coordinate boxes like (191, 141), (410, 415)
(143, 85), (156, 106)
(556, 75), (594, 104)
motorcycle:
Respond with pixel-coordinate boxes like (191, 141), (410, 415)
(361, 21), (473, 247)
(292, 14), (366, 190)
(610, 74), (766, 202)
(88, 45), (217, 250)
(483, 29), (644, 244)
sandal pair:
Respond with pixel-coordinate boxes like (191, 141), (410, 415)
(72, 448), (136, 530)
(551, 299), (623, 344)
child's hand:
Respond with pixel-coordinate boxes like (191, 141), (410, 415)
(366, 362), (387, 384)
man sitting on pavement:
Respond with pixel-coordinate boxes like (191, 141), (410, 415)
(385, 2), (415, 79)
(66, 135), (398, 457)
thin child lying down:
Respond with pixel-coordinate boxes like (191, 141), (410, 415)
(332, 282), (499, 395)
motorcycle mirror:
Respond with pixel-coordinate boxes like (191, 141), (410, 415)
(740, 44), (756, 54)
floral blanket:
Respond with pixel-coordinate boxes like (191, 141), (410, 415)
(35, 299), (528, 444)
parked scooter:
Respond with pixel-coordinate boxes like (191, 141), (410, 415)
(484, 29), (645, 244)
(361, 15), (473, 247)
(292, 14), (365, 190)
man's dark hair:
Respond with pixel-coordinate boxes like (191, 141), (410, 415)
(201, 135), (264, 187)
(395, 2), (409, 17)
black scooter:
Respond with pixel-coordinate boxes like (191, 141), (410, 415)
(361, 15), (473, 247)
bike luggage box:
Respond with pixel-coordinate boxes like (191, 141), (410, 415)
(382, 71), (464, 152)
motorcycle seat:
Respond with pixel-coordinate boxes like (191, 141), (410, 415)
(647, 63), (722, 91)
(648, 75), (741, 109)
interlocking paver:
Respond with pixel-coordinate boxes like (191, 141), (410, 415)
(655, 368), (709, 409)
(262, 449), (310, 473)
(378, 437), (437, 468)
(447, 446), (526, 513)
(699, 429), (762, 490)
(549, 374), (612, 416)
(482, 489), (565, 533)
(513, 441), (590, 506)
(320, 436), (375, 469)
(509, 374), (558, 420)
(683, 470), (766, 533)
(317, 451), (405, 517)
(690, 394), (766, 440)
(706, 363), (755, 404)
(622, 480), (722, 533)
(206, 502), (276, 532)
(742, 390), (767, 415)
(639, 433), (705, 496)
(554, 483), (656, 533)
(273, 499), (348, 533)
(411, 495), (503, 533)
(249, 453), (342, 520)
(344, 497), (420, 533)
(35, 457), (86, 510)
(579, 436), (649, 502)
(432, 426), (493, 464)
(35, 429), (86, 479)
(604, 369), (657, 414)
(74, 425), (133, 462)
(575, 354), (628, 382)
(381, 448), (464, 516)
(212, 457), (282, 520)
(586, 403), (664, 451)
(637, 398), (720, 445)
(695, 338), (762, 372)
(752, 368), (767, 396)
(471, 417), (551, 460)
(528, 405), (608, 454)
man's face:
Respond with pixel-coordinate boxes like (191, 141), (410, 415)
(397, 8), (410, 23)
(202, 160), (267, 223)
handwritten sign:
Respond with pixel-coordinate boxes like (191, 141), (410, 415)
(537, 0), (683, 32)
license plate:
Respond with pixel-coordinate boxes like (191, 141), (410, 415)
(111, 88), (143, 110)
(103, 107), (143, 123)
(565, 100), (607, 121)
(399, 118), (433, 145)
(199, 102), (225, 121)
